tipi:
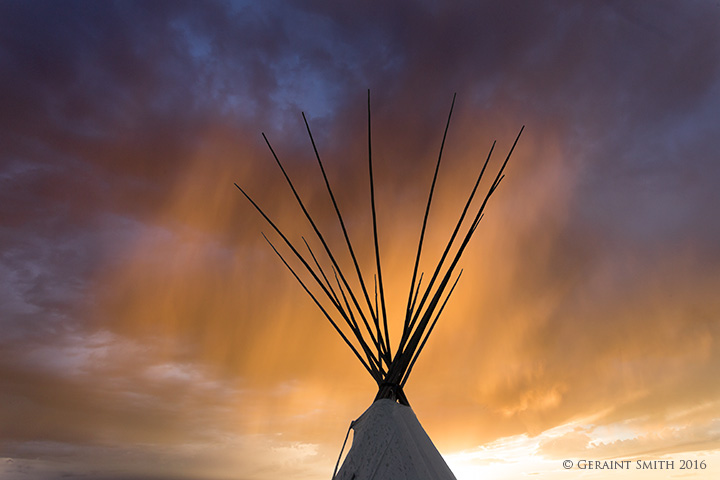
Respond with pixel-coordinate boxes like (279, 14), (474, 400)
(236, 91), (522, 479)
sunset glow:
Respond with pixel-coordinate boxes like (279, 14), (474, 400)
(1, 2), (719, 479)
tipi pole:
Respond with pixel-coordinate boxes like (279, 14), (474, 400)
(401, 94), (457, 344)
(261, 133), (388, 366)
(261, 233), (381, 380)
(235, 183), (383, 377)
(400, 140), (496, 344)
(301, 115), (392, 366)
(367, 90), (392, 359)
(401, 270), (462, 387)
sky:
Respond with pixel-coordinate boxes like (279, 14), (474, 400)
(1, 1), (719, 479)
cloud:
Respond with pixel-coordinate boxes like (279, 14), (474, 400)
(538, 417), (720, 460)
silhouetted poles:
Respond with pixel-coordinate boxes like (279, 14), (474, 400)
(236, 91), (523, 405)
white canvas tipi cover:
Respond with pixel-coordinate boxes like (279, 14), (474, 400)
(334, 399), (457, 480)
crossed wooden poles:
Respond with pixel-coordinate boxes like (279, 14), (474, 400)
(236, 91), (523, 406)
